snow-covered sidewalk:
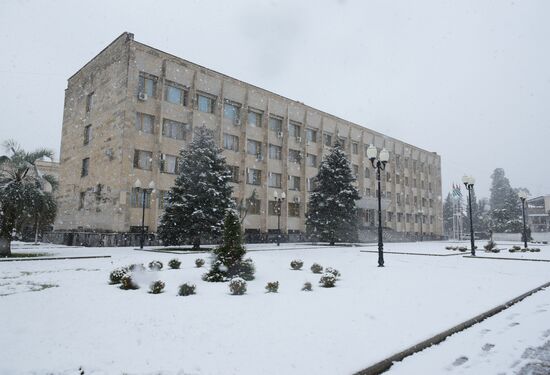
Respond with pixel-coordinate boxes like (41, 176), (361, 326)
(1, 242), (549, 374)
(387, 286), (550, 374)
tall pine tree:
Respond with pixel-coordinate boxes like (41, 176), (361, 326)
(488, 168), (522, 232)
(306, 142), (360, 245)
(442, 193), (454, 236)
(158, 126), (233, 249)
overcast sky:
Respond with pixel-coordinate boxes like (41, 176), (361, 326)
(1, 0), (549, 199)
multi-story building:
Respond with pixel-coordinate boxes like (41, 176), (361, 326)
(54, 32), (443, 241)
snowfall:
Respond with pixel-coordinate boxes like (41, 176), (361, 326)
(1, 240), (549, 375)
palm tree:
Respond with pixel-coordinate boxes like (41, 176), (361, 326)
(0, 140), (56, 256)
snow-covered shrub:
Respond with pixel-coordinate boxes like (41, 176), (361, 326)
(149, 280), (165, 294)
(129, 263), (146, 272)
(148, 260), (163, 271)
(458, 247), (467, 252)
(195, 258), (205, 268)
(319, 273), (336, 288)
(202, 259), (227, 282)
(120, 274), (139, 290)
(302, 282), (313, 291)
(290, 259), (304, 270)
(325, 267), (340, 278)
(265, 281), (279, 293)
(238, 258), (256, 281)
(229, 277), (247, 295)
(521, 247), (529, 252)
(178, 283), (196, 296)
(109, 267), (128, 284)
(311, 263), (323, 274)
(445, 246), (452, 250)
(168, 259), (181, 269)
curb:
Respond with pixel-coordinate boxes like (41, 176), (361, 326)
(360, 250), (464, 257)
(0, 255), (112, 262)
(354, 281), (550, 375)
(463, 255), (550, 263)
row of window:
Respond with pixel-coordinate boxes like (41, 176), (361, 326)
(137, 73), (438, 173)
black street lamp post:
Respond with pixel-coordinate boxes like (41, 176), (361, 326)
(366, 145), (390, 267)
(134, 179), (155, 250)
(418, 210), (424, 242)
(518, 191), (529, 249)
(462, 175), (476, 256)
(274, 191), (286, 246)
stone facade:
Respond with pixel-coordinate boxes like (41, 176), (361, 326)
(54, 32), (443, 240)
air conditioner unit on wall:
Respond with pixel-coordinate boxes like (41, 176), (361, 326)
(234, 118), (241, 126)
(296, 136), (302, 143)
(293, 196), (300, 203)
(277, 131), (283, 138)
(138, 92), (148, 101)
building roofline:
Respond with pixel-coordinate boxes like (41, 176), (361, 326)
(69, 31), (440, 158)
(68, 32), (134, 81)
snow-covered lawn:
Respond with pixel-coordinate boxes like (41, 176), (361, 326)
(1, 241), (549, 374)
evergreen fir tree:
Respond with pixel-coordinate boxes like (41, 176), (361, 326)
(488, 168), (522, 232)
(158, 126), (233, 249)
(442, 193), (454, 236)
(306, 142), (360, 245)
(203, 210), (255, 282)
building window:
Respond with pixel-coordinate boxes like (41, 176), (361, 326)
(288, 149), (301, 164)
(323, 132), (332, 146)
(136, 113), (154, 134)
(247, 109), (262, 127)
(413, 178), (417, 188)
(353, 164), (359, 177)
(306, 128), (317, 143)
(365, 167), (370, 179)
(352, 142), (359, 155)
(429, 182), (432, 192)
(289, 175), (300, 191)
(289, 121), (301, 138)
(406, 213), (412, 223)
(162, 119), (187, 140)
(224, 101), (241, 123)
(397, 213), (403, 223)
(131, 187), (151, 208)
(396, 193), (401, 205)
(365, 187), (371, 196)
(158, 190), (170, 209)
(268, 172), (282, 188)
(395, 175), (400, 184)
(288, 202), (300, 217)
(404, 176), (409, 186)
(138, 73), (157, 98)
(386, 173), (391, 182)
(133, 150), (152, 170)
(306, 153), (317, 167)
(246, 198), (261, 215)
(197, 93), (215, 113)
(85, 92), (94, 113)
(387, 211), (394, 223)
(247, 139), (262, 158)
(387, 191), (392, 200)
(223, 133), (239, 152)
(338, 137), (346, 149)
(268, 144), (282, 160)
(161, 154), (179, 174)
(228, 165), (239, 183)
(414, 196), (418, 206)
(246, 168), (261, 185)
(269, 116), (283, 133)
(78, 191), (86, 210)
(83, 125), (92, 145)
(307, 177), (317, 192)
(81, 158), (89, 177)
(164, 81), (188, 106)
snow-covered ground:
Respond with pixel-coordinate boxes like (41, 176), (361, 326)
(1, 241), (549, 374)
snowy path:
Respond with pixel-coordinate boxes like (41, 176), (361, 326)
(386, 287), (550, 374)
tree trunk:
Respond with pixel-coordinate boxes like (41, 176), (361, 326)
(0, 235), (11, 257)
(193, 237), (201, 250)
(34, 217), (40, 245)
